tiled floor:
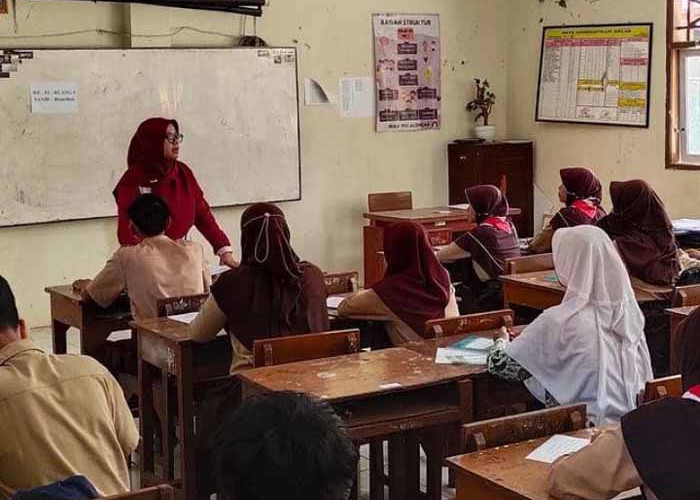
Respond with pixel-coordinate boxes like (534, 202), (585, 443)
(30, 326), (457, 499)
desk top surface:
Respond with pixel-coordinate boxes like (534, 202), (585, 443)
(364, 206), (522, 223)
(666, 305), (698, 317)
(238, 346), (473, 403)
(45, 285), (82, 302)
(446, 429), (597, 500)
(499, 271), (565, 293)
(404, 325), (526, 361)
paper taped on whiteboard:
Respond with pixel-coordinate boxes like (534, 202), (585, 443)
(30, 82), (78, 114)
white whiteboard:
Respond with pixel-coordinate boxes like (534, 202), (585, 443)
(0, 48), (301, 227)
(535, 24), (652, 128)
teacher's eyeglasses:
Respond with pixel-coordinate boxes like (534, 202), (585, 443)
(165, 133), (184, 144)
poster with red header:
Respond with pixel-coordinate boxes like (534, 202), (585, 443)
(373, 13), (441, 133)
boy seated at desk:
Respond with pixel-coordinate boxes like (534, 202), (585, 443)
(73, 193), (210, 321)
(0, 276), (138, 495)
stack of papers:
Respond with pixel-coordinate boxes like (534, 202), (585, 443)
(673, 219), (700, 234)
(434, 335), (494, 366)
(525, 435), (590, 464)
(448, 203), (470, 210)
(326, 296), (345, 309)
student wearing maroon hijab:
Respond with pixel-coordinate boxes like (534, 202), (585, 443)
(338, 222), (458, 345)
(189, 203), (329, 372)
(548, 306), (700, 500)
(529, 167), (606, 254)
(113, 118), (237, 268)
(436, 185), (520, 312)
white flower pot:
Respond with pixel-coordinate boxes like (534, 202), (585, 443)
(475, 125), (496, 141)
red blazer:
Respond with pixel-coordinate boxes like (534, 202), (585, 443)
(114, 162), (230, 253)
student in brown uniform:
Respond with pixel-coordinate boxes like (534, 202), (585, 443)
(0, 276), (138, 495)
(73, 193), (210, 321)
(548, 305), (700, 500)
(436, 185), (520, 312)
(529, 167), (606, 254)
(339, 221), (458, 345)
(189, 202), (329, 372)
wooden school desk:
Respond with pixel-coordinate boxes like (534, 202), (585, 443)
(45, 285), (131, 357)
(446, 429), (639, 500)
(666, 305), (698, 373)
(239, 347), (474, 500)
(363, 206), (522, 287)
(499, 271), (565, 311)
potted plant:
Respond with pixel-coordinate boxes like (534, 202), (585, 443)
(466, 78), (496, 141)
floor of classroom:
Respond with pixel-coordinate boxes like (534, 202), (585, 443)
(30, 326), (457, 499)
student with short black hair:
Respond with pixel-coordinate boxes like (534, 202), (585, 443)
(73, 193), (209, 321)
(0, 276), (138, 495)
(212, 391), (358, 500)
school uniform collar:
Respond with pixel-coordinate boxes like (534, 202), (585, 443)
(0, 339), (45, 365)
(683, 385), (700, 403)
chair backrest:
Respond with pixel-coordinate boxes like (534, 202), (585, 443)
(424, 310), (514, 340)
(426, 228), (453, 247)
(253, 329), (361, 367)
(462, 403), (587, 453)
(367, 191), (413, 212)
(324, 271), (359, 295)
(505, 253), (554, 275)
(672, 284), (700, 307)
(103, 485), (177, 500)
(157, 293), (209, 317)
(638, 375), (683, 405)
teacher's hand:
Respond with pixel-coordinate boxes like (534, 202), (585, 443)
(219, 251), (239, 269)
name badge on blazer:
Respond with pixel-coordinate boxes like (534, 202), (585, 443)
(138, 186), (152, 194)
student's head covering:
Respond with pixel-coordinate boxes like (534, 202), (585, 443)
(559, 167), (602, 206)
(240, 203), (302, 285)
(621, 305), (700, 500)
(597, 180), (680, 286)
(506, 225), (653, 426)
(465, 185), (508, 223)
(211, 203), (328, 350)
(371, 222), (451, 336)
(127, 117), (179, 179)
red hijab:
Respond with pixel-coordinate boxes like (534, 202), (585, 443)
(597, 180), (680, 286)
(127, 118), (179, 180)
(371, 222), (451, 335)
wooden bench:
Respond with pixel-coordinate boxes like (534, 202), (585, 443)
(368, 191), (413, 212)
(505, 253), (554, 275)
(462, 403), (587, 452)
(253, 329), (360, 367)
(672, 284), (700, 307)
(423, 309), (514, 340)
(323, 271), (359, 295)
(157, 293), (209, 317)
(638, 375), (683, 405)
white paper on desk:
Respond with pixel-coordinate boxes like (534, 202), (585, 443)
(673, 219), (700, 233)
(448, 203), (470, 210)
(525, 435), (590, 464)
(435, 347), (488, 366)
(168, 312), (199, 324)
(612, 489), (643, 500)
(209, 264), (229, 277)
(107, 330), (132, 342)
(326, 296), (345, 309)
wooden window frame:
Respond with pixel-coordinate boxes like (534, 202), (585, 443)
(0, 0), (7, 15)
(667, 0), (700, 169)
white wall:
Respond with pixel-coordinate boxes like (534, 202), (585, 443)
(507, 0), (700, 228)
(0, 0), (511, 325)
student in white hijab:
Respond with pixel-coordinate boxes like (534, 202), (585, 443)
(487, 225), (653, 425)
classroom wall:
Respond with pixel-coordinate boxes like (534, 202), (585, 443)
(0, 0), (511, 326)
(507, 0), (700, 228)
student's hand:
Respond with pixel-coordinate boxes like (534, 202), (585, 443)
(219, 251), (239, 269)
(495, 326), (510, 342)
(72, 279), (91, 293)
(688, 249), (700, 260)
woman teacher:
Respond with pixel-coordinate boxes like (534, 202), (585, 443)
(113, 117), (237, 267)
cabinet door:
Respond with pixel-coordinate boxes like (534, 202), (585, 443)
(448, 144), (480, 205)
(477, 144), (534, 237)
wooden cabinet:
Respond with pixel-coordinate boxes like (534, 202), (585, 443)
(448, 141), (534, 237)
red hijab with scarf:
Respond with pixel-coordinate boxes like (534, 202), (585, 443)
(371, 222), (451, 335)
(551, 167), (606, 230)
(113, 118), (230, 252)
(455, 185), (521, 279)
(597, 180), (679, 286)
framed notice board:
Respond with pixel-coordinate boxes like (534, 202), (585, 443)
(536, 23), (653, 128)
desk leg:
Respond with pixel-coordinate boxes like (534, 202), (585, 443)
(388, 434), (407, 500)
(363, 226), (384, 288)
(670, 315), (682, 374)
(139, 352), (156, 486)
(369, 439), (385, 500)
(161, 371), (175, 481)
(177, 347), (197, 500)
(405, 432), (420, 500)
(52, 320), (69, 355)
